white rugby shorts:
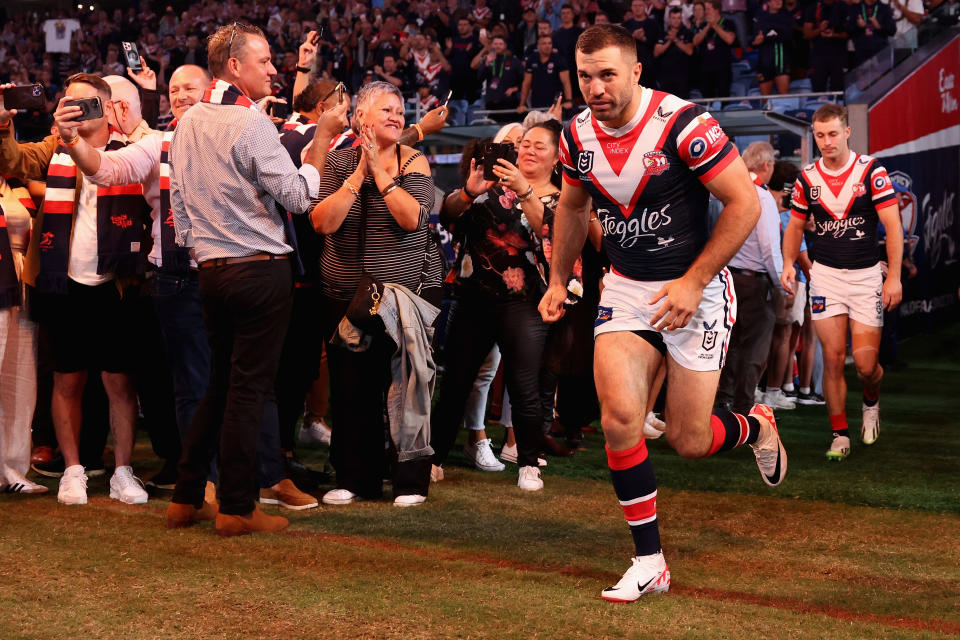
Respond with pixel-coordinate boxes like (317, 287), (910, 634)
(594, 268), (737, 371)
(809, 261), (883, 327)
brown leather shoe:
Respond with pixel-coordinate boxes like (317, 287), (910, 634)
(166, 501), (218, 528)
(259, 478), (318, 510)
(30, 446), (54, 464)
(542, 433), (574, 457)
(215, 506), (289, 537)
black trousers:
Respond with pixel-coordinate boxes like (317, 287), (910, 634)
(276, 284), (325, 452)
(810, 54), (846, 92)
(431, 296), (549, 469)
(173, 259), (293, 515)
(717, 272), (776, 413)
(323, 289), (441, 499)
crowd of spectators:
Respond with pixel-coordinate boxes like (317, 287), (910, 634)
(1, 0), (954, 138)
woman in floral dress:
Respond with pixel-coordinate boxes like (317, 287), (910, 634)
(429, 120), (578, 491)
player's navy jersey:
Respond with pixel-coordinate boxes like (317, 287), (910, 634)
(790, 153), (896, 270)
(559, 89), (738, 281)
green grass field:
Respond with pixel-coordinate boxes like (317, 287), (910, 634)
(2, 324), (959, 639)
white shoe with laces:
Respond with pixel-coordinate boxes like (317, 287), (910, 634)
(517, 466), (543, 491)
(748, 404), (788, 487)
(58, 465), (88, 505)
(462, 438), (506, 471)
(299, 418), (332, 445)
(643, 412), (665, 439)
(109, 466), (148, 504)
(500, 442), (518, 463)
(762, 389), (796, 410)
(322, 488), (357, 505)
(861, 402), (880, 445)
(601, 552), (671, 602)
(394, 494), (426, 507)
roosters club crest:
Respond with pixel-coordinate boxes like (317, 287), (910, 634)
(642, 151), (669, 176)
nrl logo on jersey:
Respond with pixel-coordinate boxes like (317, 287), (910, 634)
(701, 319), (718, 350)
(642, 150), (669, 176)
(810, 186), (821, 199)
(578, 150), (594, 173)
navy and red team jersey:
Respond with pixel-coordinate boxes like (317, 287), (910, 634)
(790, 153), (897, 270)
(559, 89), (738, 281)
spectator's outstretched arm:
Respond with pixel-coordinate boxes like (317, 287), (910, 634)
(0, 84), (56, 180)
(294, 31), (318, 101)
(399, 105), (449, 146)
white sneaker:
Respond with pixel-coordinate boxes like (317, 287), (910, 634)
(754, 387), (765, 403)
(394, 494), (426, 507)
(517, 466), (543, 491)
(299, 418), (332, 445)
(826, 434), (851, 461)
(643, 412), (665, 439)
(500, 442), (518, 464)
(749, 404), (788, 487)
(1, 471), (48, 494)
(109, 466), (148, 504)
(762, 389), (796, 410)
(430, 465), (444, 483)
(322, 488), (357, 505)
(601, 553), (671, 602)
(462, 438), (505, 471)
(58, 465), (88, 505)
(861, 402), (880, 445)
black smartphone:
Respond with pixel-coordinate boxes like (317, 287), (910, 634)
(482, 142), (518, 182)
(269, 100), (291, 120)
(122, 41), (142, 71)
(3, 83), (45, 111)
(64, 96), (103, 121)
(337, 82), (343, 104)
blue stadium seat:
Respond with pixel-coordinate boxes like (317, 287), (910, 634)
(723, 101), (753, 111)
(789, 78), (813, 94)
(729, 80), (749, 97)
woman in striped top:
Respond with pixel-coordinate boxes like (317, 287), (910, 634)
(308, 81), (442, 506)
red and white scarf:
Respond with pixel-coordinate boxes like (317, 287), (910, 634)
(37, 128), (148, 293)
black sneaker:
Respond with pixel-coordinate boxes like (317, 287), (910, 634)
(145, 458), (179, 491)
(783, 387), (799, 399)
(31, 452), (106, 478)
(797, 391), (826, 405)
(284, 455), (330, 492)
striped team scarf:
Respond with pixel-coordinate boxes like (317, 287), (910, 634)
(158, 118), (191, 272)
(201, 78), (258, 110)
(37, 129), (149, 294)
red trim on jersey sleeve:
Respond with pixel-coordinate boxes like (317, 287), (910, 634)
(868, 165), (895, 201)
(677, 112), (730, 171)
(873, 196), (898, 212)
(562, 172), (582, 187)
(697, 143), (738, 184)
(790, 178), (809, 210)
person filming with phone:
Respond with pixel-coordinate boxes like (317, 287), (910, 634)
(0, 73), (150, 507)
(430, 120), (572, 493)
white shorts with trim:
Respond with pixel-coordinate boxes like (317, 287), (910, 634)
(809, 261), (883, 327)
(594, 268), (738, 371)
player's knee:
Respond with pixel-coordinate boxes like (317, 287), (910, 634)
(667, 429), (710, 459)
(823, 349), (846, 373)
(855, 359), (880, 381)
(600, 406), (641, 442)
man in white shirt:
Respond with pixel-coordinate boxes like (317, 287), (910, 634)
(717, 141), (790, 413)
(42, 16), (81, 55)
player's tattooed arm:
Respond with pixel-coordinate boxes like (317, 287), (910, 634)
(780, 215), (806, 294)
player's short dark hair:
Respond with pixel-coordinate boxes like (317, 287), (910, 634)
(705, 0), (723, 10)
(812, 103), (848, 127)
(669, 6), (683, 14)
(537, 33), (553, 42)
(64, 73), (112, 100)
(576, 24), (638, 61)
(208, 23), (266, 77)
(293, 79), (338, 113)
(562, 3), (575, 11)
